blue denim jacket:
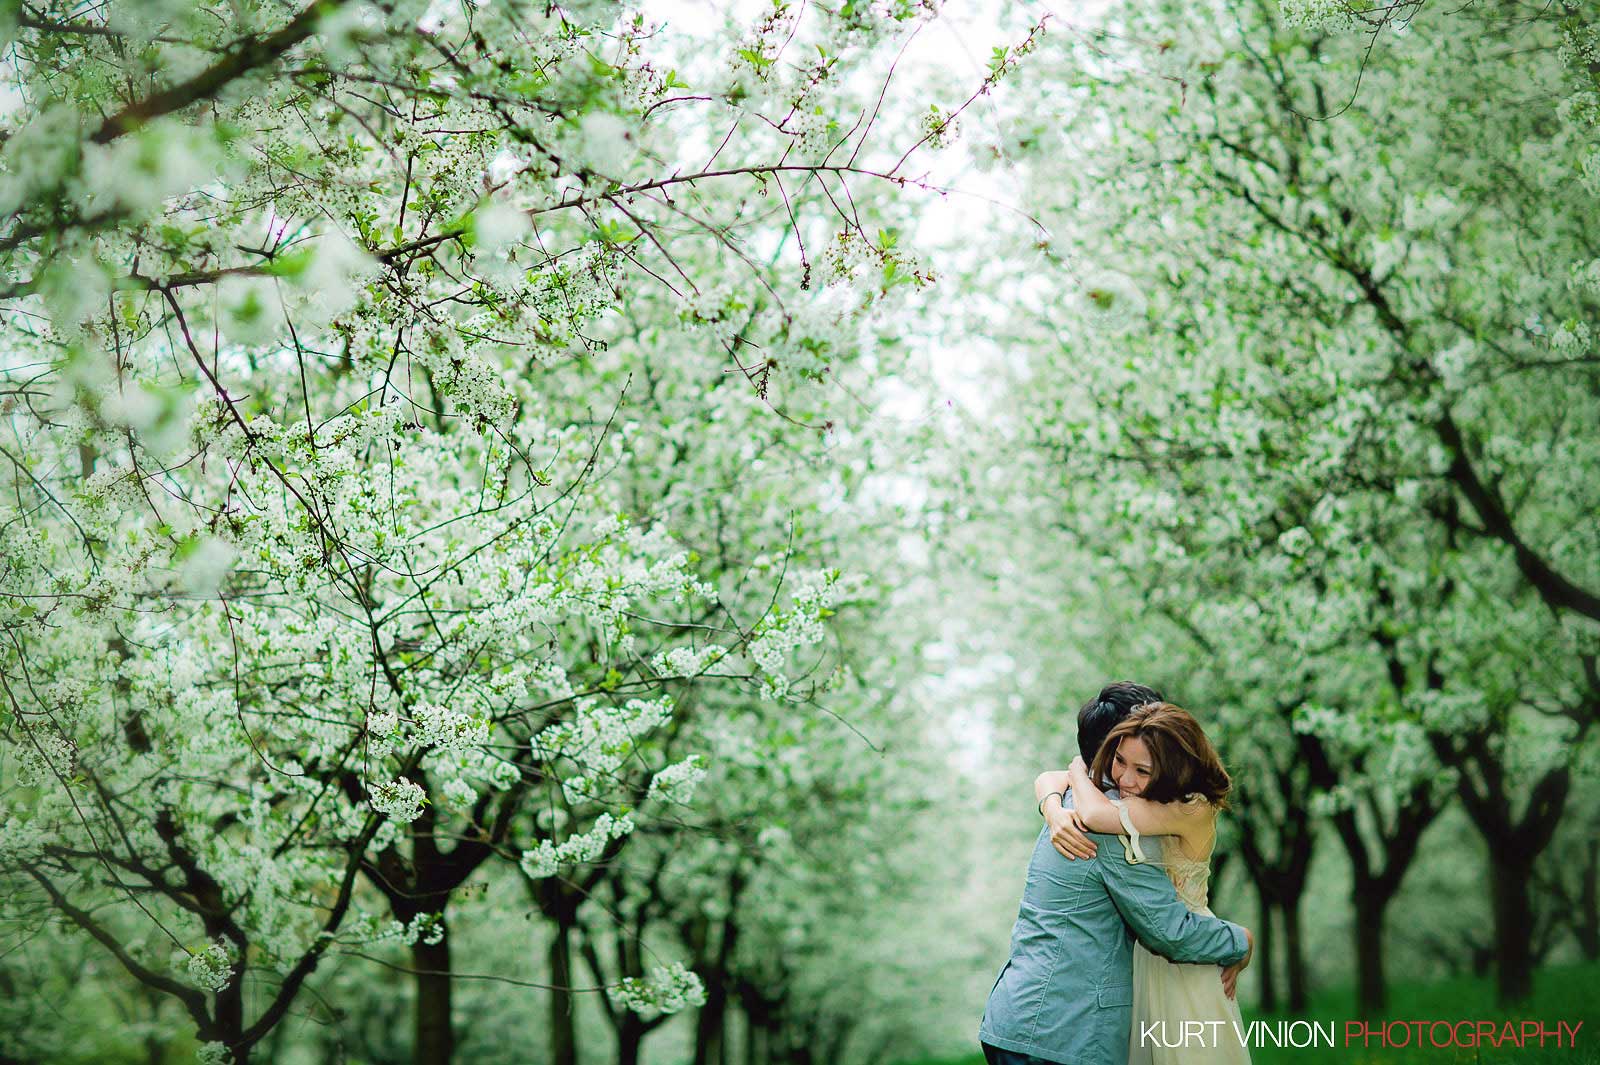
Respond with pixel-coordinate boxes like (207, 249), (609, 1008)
(978, 819), (1246, 1065)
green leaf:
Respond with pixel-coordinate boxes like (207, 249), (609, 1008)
(263, 247), (318, 279)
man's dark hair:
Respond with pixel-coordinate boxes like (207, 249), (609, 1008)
(1077, 681), (1164, 764)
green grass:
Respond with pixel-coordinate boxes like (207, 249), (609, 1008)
(899, 961), (1600, 1065)
(1241, 960), (1600, 1065)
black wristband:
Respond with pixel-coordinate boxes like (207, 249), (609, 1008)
(1038, 790), (1063, 818)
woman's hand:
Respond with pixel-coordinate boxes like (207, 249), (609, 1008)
(1220, 927), (1253, 1000)
(1045, 802), (1097, 861)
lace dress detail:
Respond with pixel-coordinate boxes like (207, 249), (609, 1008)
(1113, 799), (1250, 1065)
(1165, 851), (1212, 912)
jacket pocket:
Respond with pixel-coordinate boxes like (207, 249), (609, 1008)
(987, 959), (1012, 998)
(1096, 984), (1133, 1008)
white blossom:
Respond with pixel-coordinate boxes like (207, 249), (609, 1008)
(1279, 0), (1358, 34)
(370, 777), (428, 822)
(183, 938), (238, 993)
(608, 961), (707, 1018)
(518, 811), (636, 879)
(647, 755), (707, 806)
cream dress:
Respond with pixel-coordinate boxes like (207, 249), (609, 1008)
(1113, 799), (1251, 1065)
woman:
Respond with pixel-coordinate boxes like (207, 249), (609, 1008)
(1037, 701), (1249, 1065)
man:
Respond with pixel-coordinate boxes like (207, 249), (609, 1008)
(978, 682), (1253, 1065)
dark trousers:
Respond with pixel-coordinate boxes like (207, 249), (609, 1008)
(981, 1043), (1063, 1065)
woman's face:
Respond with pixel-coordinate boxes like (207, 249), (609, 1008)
(1112, 735), (1154, 797)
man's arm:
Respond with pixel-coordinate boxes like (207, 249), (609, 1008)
(1097, 836), (1249, 967)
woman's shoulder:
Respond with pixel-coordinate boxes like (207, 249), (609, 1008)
(1158, 794), (1218, 846)
(1178, 796), (1220, 856)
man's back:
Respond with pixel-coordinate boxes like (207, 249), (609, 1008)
(980, 819), (1246, 1065)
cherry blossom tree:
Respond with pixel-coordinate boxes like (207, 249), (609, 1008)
(0, 0), (1035, 1060)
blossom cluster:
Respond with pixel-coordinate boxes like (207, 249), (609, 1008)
(412, 702), (491, 754)
(651, 644), (728, 678)
(1279, 0), (1359, 34)
(607, 961), (708, 1018)
(180, 937), (238, 993)
(369, 778), (428, 823)
(647, 755), (708, 806)
(13, 728), (76, 787)
(533, 696), (677, 803)
(920, 105), (961, 149)
(518, 810), (636, 880)
(747, 570), (842, 698)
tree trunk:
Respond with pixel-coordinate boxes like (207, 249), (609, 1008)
(1578, 839), (1600, 961)
(1282, 895), (1309, 1011)
(742, 1001), (758, 1065)
(1317, 753), (1439, 1017)
(1352, 888), (1388, 1016)
(202, 972), (249, 1065)
(1429, 736), (1572, 1006)
(375, 777), (507, 1065)
(413, 927), (455, 1065)
(1490, 845), (1536, 1004)
(816, 1015), (854, 1065)
(550, 915), (578, 1065)
(1233, 759), (1316, 1018)
(693, 986), (727, 1065)
(739, 985), (775, 1065)
(1255, 892), (1277, 1013)
(694, 867), (745, 1065)
(617, 1014), (646, 1065)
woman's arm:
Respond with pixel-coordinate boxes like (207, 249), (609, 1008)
(1033, 770), (1072, 809)
(1066, 757), (1212, 839)
(1034, 769), (1095, 860)
(1064, 757), (1125, 834)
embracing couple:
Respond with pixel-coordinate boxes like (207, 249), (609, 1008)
(979, 682), (1255, 1065)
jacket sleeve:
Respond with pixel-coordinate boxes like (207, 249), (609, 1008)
(1096, 835), (1246, 966)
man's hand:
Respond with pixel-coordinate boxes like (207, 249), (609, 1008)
(1220, 926), (1253, 1000)
(1045, 802), (1096, 861)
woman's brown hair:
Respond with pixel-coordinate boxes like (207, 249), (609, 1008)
(1088, 702), (1232, 807)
